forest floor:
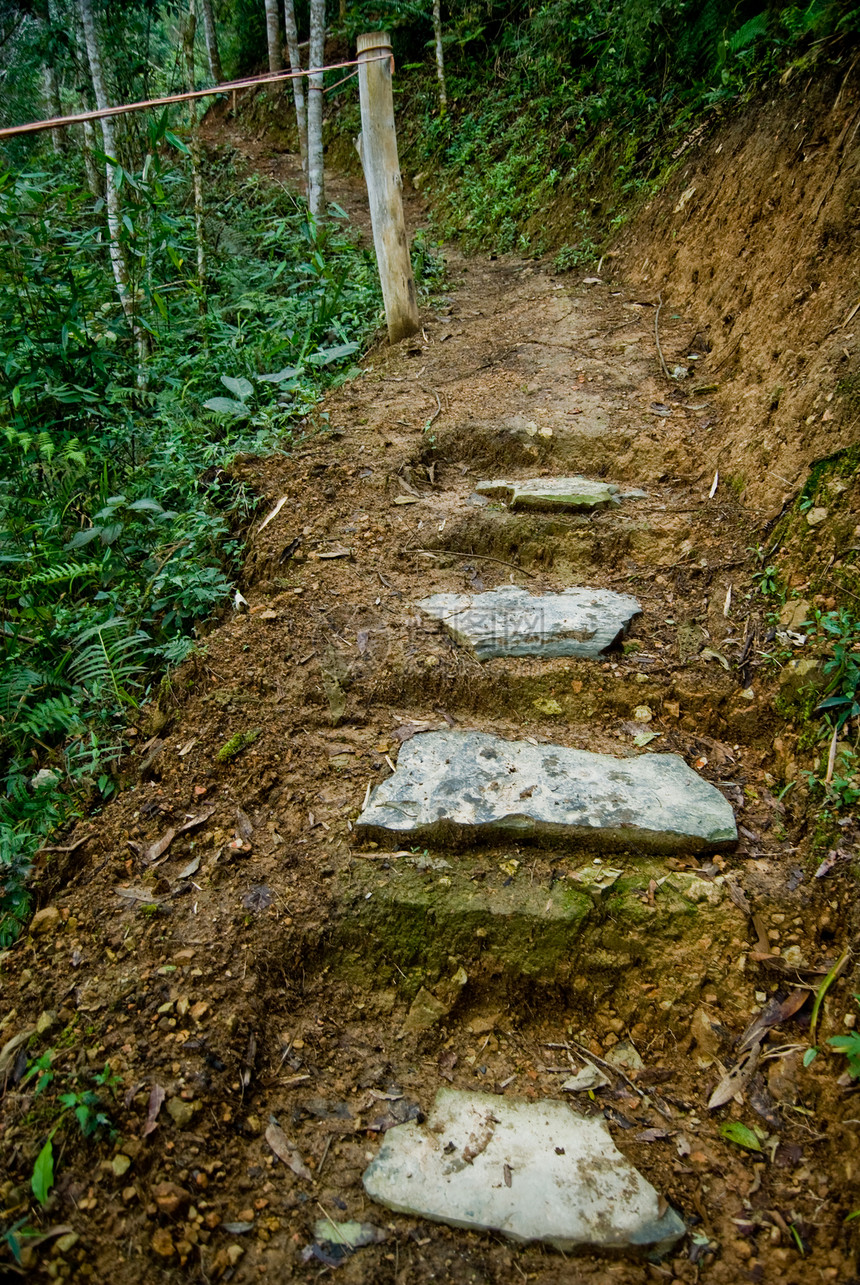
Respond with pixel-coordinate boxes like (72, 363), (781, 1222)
(1, 111), (858, 1285)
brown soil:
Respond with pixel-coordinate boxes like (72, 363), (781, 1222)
(614, 59), (860, 517)
(1, 109), (859, 1285)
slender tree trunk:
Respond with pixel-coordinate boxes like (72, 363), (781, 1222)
(82, 117), (103, 198)
(78, 0), (127, 307)
(264, 0), (282, 72)
(43, 2), (65, 152)
(307, 0), (325, 220)
(184, 3), (207, 315)
(432, 0), (447, 114)
(69, 2), (101, 196)
(78, 0), (147, 379)
(198, 0), (223, 83)
(283, 0), (307, 183)
(43, 65), (65, 152)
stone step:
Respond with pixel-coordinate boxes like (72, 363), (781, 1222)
(416, 585), (641, 660)
(476, 476), (647, 512)
(356, 730), (737, 853)
(363, 1089), (685, 1253)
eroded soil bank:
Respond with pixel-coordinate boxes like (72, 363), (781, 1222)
(615, 62), (860, 521)
(1, 117), (858, 1285)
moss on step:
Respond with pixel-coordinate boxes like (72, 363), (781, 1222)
(328, 856), (751, 1023)
(216, 726), (261, 763)
(770, 445), (860, 611)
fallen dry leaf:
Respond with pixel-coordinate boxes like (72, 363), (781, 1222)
(708, 1042), (761, 1110)
(737, 988), (810, 1053)
(145, 807), (216, 863)
(143, 1084), (166, 1137)
(266, 1121), (312, 1180)
(235, 808), (254, 841)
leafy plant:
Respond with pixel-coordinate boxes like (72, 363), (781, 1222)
(828, 1028), (860, 1079)
(814, 610), (860, 731)
(23, 1059), (122, 1209)
(828, 995), (860, 1079)
(0, 134), (383, 942)
(30, 1133), (57, 1208)
(1, 1217), (32, 1267)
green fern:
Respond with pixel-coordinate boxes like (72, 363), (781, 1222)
(727, 12), (770, 54)
(17, 694), (83, 744)
(69, 618), (146, 708)
(0, 560), (98, 594)
(0, 665), (47, 719)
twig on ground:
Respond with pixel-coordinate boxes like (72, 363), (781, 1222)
(316, 1134), (334, 1177)
(654, 293), (672, 381)
(420, 386), (442, 424)
(543, 1039), (674, 1121)
(401, 547), (537, 578)
(37, 833), (92, 854)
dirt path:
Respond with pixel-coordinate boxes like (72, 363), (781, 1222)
(1, 124), (857, 1285)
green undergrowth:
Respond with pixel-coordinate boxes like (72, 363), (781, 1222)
(0, 136), (392, 944)
(757, 448), (860, 815)
(327, 0), (860, 261)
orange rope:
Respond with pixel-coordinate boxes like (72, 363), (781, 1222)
(324, 68), (359, 93)
(0, 54), (389, 141)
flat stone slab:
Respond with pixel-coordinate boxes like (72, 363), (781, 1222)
(417, 585), (641, 660)
(363, 1089), (685, 1252)
(356, 730), (737, 853)
(476, 476), (627, 511)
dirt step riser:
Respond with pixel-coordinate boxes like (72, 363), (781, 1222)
(419, 421), (694, 483)
(319, 861), (754, 1034)
(303, 663), (777, 746)
(414, 512), (691, 574)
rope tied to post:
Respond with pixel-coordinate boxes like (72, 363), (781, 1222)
(0, 54), (391, 140)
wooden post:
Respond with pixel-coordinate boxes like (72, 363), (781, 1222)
(356, 32), (419, 344)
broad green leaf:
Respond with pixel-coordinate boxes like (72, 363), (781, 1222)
(100, 522), (125, 546)
(220, 375), (254, 401)
(802, 1047), (818, 1067)
(258, 367), (300, 383)
(31, 1134), (55, 1205)
(127, 499), (163, 513)
(203, 397), (250, 417)
(307, 342), (360, 367)
(65, 527), (101, 550)
(719, 1121), (761, 1152)
(164, 130), (190, 155)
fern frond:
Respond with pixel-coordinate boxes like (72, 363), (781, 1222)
(0, 665), (45, 718)
(17, 694), (83, 743)
(0, 561), (98, 594)
(25, 561), (98, 588)
(69, 617), (146, 707)
(728, 13), (769, 54)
